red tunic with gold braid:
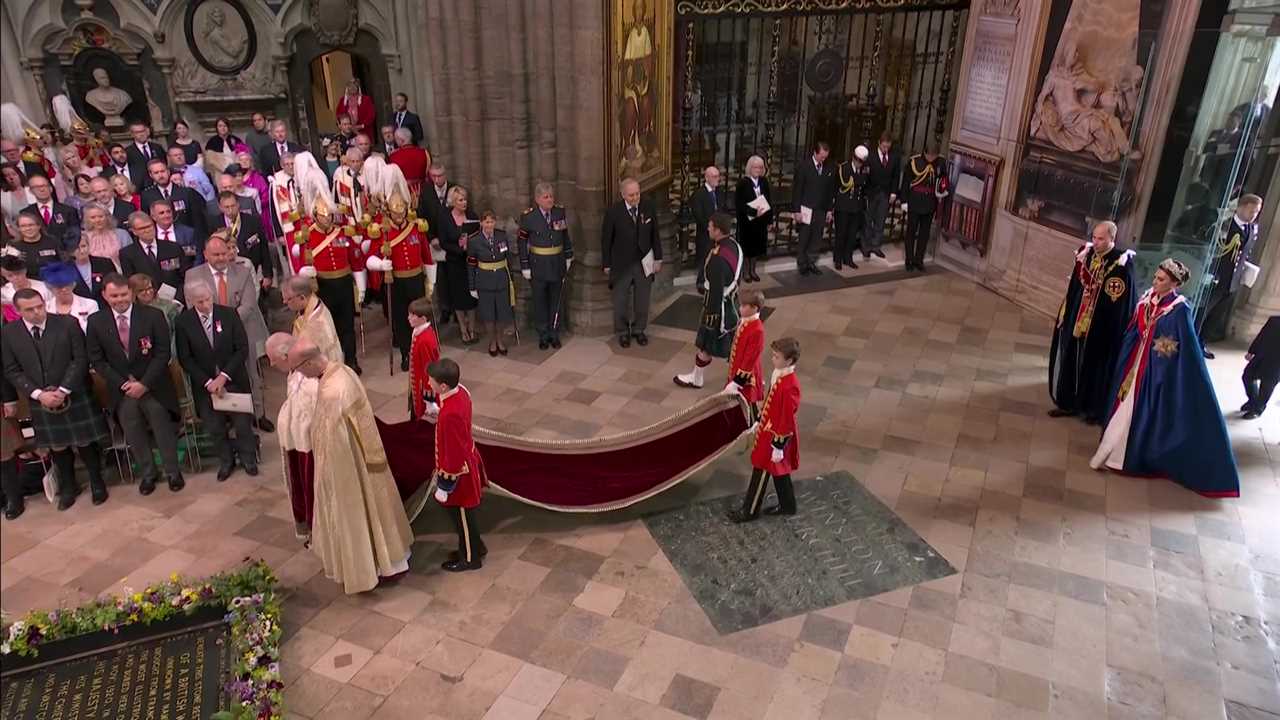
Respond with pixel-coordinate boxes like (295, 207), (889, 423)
(295, 219), (364, 277)
(750, 369), (801, 475)
(434, 385), (486, 508)
(409, 323), (440, 419)
(727, 315), (765, 404)
(361, 212), (385, 294)
(73, 139), (102, 168)
(369, 217), (433, 279)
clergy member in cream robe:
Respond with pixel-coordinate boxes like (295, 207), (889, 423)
(272, 275), (344, 539)
(288, 337), (414, 593)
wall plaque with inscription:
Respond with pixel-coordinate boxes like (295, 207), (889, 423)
(961, 15), (1017, 139)
(0, 619), (230, 720)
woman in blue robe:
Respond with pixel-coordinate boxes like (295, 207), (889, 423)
(1091, 258), (1240, 498)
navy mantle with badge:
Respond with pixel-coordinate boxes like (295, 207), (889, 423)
(1049, 243), (1136, 422)
(1092, 290), (1239, 498)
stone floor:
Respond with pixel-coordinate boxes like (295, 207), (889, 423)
(2, 252), (1278, 720)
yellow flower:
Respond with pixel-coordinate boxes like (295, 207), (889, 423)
(170, 573), (180, 583)
(132, 593), (143, 603)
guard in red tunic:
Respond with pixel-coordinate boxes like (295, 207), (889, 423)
(729, 337), (802, 523)
(407, 297), (440, 420)
(426, 358), (488, 572)
(295, 194), (366, 373)
(365, 188), (436, 371)
(722, 289), (766, 411)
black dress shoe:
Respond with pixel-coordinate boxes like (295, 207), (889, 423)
(634, 332), (649, 346)
(216, 464), (235, 482)
(353, 365), (364, 376)
(167, 474), (185, 492)
(4, 500), (24, 520)
(696, 286), (706, 295)
(1202, 349), (1215, 359)
(751, 271), (761, 282)
(726, 509), (757, 524)
(863, 252), (871, 259)
(1047, 408), (1075, 418)
(872, 250), (886, 259)
(810, 266), (823, 276)
(243, 465), (260, 477)
(834, 262), (843, 270)
(1243, 410), (1262, 420)
(848, 260), (859, 270)
(762, 504), (796, 517)
(498, 345), (508, 356)
(57, 495), (76, 511)
(798, 266), (811, 276)
(139, 477), (157, 495)
(550, 338), (561, 349)
(488, 347), (499, 357)
(401, 357), (411, 372)
(441, 558), (483, 572)
(91, 486), (109, 505)
(256, 416), (275, 433)
(539, 339), (550, 350)
(619, 335), (631, 348)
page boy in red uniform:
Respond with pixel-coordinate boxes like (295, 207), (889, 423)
(729, 337), (802, 523)
(407, 297), (440, 420)
(427, 358), (488, 571)
(721, 289), (766, 416)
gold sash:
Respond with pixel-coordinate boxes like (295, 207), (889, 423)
(312, 227), (341, 255)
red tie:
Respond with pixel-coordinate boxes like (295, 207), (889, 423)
(41, 206), (51, 224)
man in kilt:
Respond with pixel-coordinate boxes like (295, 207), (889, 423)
(2, 288), (110, 517)
(674, 212), (743, 389)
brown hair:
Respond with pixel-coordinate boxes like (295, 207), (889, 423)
(771, 337), (800, 364)
(408, 297), (433, 320)
(428, 358), (460, 387)
(480, 210), (498, 221)
(739, 289), (764, 310)
(1239, 193), (1263, 209)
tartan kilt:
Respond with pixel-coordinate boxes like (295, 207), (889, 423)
(696, 325), (736, 359)
(30, 392), (109, 448)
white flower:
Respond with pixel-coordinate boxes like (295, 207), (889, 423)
(1, 642), (11, 654)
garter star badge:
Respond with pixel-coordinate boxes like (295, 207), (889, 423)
(1153, 335), (1178, 358)
(1104, 277), (1126, 301)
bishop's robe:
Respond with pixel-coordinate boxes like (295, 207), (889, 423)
(1049, 244), (1136, 422)
(311, 362), (415, 593)
(1090, 289), (1239, 498)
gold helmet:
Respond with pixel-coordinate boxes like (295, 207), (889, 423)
(386, 188), (409, 217)
(22, 127), (41, 144)
(313, 195), (333, 222)
(72, 118), (90, 135)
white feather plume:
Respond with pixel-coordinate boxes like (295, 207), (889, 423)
(293, 151), (333, 216)
(51, 95), (83, 134)
(0, 103), (38, 143)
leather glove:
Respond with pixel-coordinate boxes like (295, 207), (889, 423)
(434, 488), (449, 503)
(522, 269), (532, 281)
(770, 447), (784, 464)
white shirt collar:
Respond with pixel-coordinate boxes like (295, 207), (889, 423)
(705, 183), (716, 193)
(412, 321), (432, 338)
(114, 305), (133, 323)
(769, 365), (796, 387)
(740, 312), (760, 324)
(24, 319), (44, 334)
(439, 384), (462, 403)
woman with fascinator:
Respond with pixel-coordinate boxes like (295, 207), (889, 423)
(1091, 258), (1239, 498)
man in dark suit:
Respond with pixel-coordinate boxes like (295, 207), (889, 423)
(23, 173), (81, 249)
(174, 280), (259, 479)
(863, 132), (901, 260)
(689, 166), (727, 293)
(139, 159), (207, 237)
(100, 144), (135, 187)
(149, 199), (201, 272)
(1200, 193), (1264, 356)
(601, 177), (662, 348)
(85, 274), (183, 494)
(89, 176), (135, 226)
(418, 163), (456, 321)
(2, 289), (111, 514)
(1242, 315), (1280, 420)
(391, 93), (425, 146)
(70, 236), (114, 306)
(215, 192), (271, 282)
(900, 148), (948, 272)
(120, 212), (186, 302)
(791, 141), (834, 275)
(124, 123), (165, 192)
(260, 121), (302, 176)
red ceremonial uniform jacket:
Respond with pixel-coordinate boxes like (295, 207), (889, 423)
(296, 220), (364, 276)
(751, 368), (801, 475)
(336, 94), (376, 134)
(435, 385), (486, 508)
(409, 322), (440, 419)
(389, 146), (429, 195)
(728, 315), (765, 404)
(370, 218), (433, 274)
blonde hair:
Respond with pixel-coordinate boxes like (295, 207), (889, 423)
(446, 185), (468, 209)
(745, 155), (766, 176)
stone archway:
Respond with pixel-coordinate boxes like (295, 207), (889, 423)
(287, 29), (391, 153)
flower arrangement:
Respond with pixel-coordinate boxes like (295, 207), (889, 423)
(1, 560), (282, 720)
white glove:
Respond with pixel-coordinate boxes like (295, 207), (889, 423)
(770, 447), (784, 464)
(354, 270), (367, 304)
(901, 203), (909, 213)
(722, 381), (740, 396)
(360, 239), (371, 254)
(290, 243), (300, 259)
(425, 263), (437, 285)
(470, 290), (479, 299)
(298, 265), (317, 278)
(364, 257), (383, 271)
(434, 488), (449, 503)
(423, 402), (439, 421)
(566, 258), (573, 271)
(522, 269), (532, 281)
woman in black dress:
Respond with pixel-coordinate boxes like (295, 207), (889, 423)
(735, 154), (772, 282)
(438, 185), (480, 343)
(204, 117), (242, 154)
(169, 120), (202, 167)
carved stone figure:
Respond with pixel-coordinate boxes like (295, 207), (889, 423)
(1029, 44), (1140, 163)
(198, 3), (248, 68)
(84, 67), (132, 127)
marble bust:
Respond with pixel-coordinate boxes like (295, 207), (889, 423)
(84, 67), (132, 127)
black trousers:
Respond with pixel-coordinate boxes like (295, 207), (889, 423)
(389, 275), (427, 357)
(316, 274), (358, 367)
(833, 211), (863, 264)
(739, 467), (795, 518)
(435, 259), (454, 320)
(51, 443), (104, 498)
(118, 394), (181, 480)
(1198, 288), (1235, 344)
(611, 261), (652, 334)
(193, 393), (258, 468)
(796, 218), (826, 269)
(904, 211), (934, 267)
(444, 504), (486, 562)
(532, 277), (565, 341)
(1243, 360), (1279, 414)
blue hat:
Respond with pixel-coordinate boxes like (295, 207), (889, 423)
(40, 261), (79, 288)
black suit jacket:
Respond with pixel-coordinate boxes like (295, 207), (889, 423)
(100, 162), (135, 187)
(174, 305), (252, 400)
(23, 201), (81, 249)
(140, 184), (207, 237)
(73, 256), (115, 306)
(417, 182), (456, 241)
(104, 198), (135, 226)
(2, 314), (91, 398)
(393, 110), (425, 145)
(792, 157), (835, 213)
(689, 185), (728, 246)
(601, 199), (661, 271)
(866, 149), (902, 195)
(119, 240), (186, 301)
(260, 141), (303, 176)
(124, 142), (166, 190)
(1248, 316), (1280, 372)
(217, 213), (272, 279)
(85, 303), (176, 411)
